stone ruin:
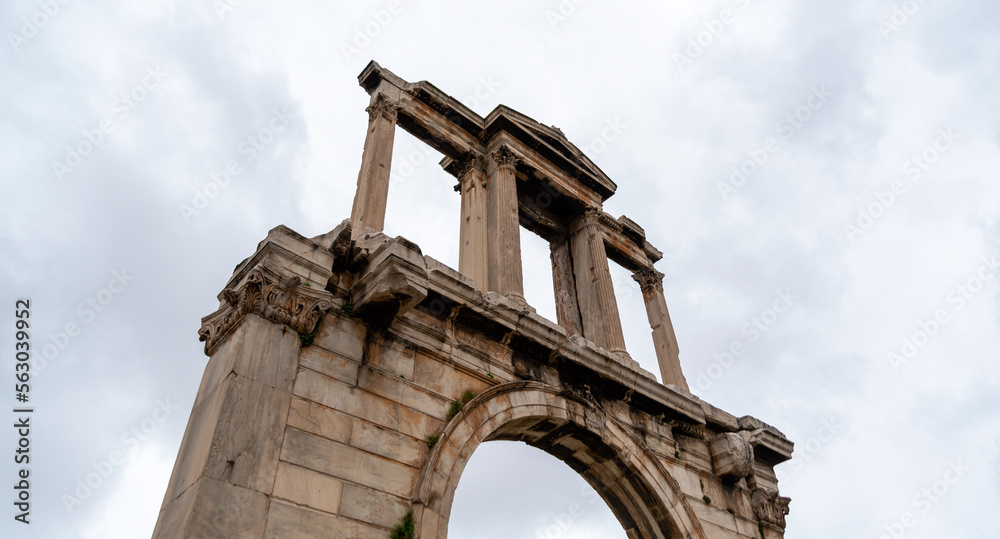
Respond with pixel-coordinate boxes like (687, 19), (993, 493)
(152, 61), (793, 538)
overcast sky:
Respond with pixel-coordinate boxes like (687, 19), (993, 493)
(2, 0), (999, 537)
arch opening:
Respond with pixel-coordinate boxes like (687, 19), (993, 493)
(448, 441), (625, 538)
(412, 382), (703, 539)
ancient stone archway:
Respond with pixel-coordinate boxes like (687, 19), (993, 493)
(413, 381), (705, 539)
(152, 62), (794, 539)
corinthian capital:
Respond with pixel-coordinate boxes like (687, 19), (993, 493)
(491, 144), (518, 171)
(582, 207), (602, 224)
(366, 93), (400, 123)
(458, 152), (487, 182)
(198, 264), (333, 355)
(632, 267), (664, 292)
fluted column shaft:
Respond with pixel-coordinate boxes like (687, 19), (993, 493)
(633, 268), (688, 389)
(570, 209), (627, 353)
(351, 93), (399, 240)
(486, 145), (524, 298)
(458, 153), (488, 290)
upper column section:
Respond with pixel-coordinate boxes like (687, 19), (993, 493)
(351, 61), (686, 388)
(486, 144), (524, 299)
(457, 152), (489, 290)
(350, 89), (400, 240)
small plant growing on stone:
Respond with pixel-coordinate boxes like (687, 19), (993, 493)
(446, 390), (477, 420)
(446, 399), (464, 420)
(426, 434), (439, 448)
(702, 495), (712, 504)
(390, 511), (415, 539)
(299, 332), (315, 347)
(674, 449), (681, 459)
(341, 303), (354, 315)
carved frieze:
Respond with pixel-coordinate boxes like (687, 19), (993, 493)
(198, 265), (333, 354)
(597, 211), (624, 233)
(669, 419), (706, 439)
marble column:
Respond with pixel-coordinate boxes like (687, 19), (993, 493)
(633, 267), (688, 390)
(570, 209), (627, 354)
(486, 145), (524, 299)
(457, 152), (488, 290)
(550, 236), (584, 337)
(351, 92), (399, 240)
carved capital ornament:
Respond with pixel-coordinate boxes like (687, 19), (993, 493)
(632, 267), (664, 292)
(751, 488), (791, 529)
(458, 152), (488, 186)
(198, 265), (333, 354)
(366, 93), (400, 123)
(491, 144), (519, 171)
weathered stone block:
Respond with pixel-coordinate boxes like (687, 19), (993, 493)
(194, 314), (301, 407)
(312, 313), (366, 362)
(160, 371), (291, 509)
(412, 351), (490, 399)
(286, 396), (353, 444)
(339, 483), (410, 529)
(271, 461), (343, 516)
(154, 476), (269, 539)
(299, 343), (359, 386)
(264, 499), (384, 539)
(280, 428), (418, 498)
(350, 418), (425, 467)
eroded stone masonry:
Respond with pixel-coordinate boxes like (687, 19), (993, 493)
(152, 61), (793, 539)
